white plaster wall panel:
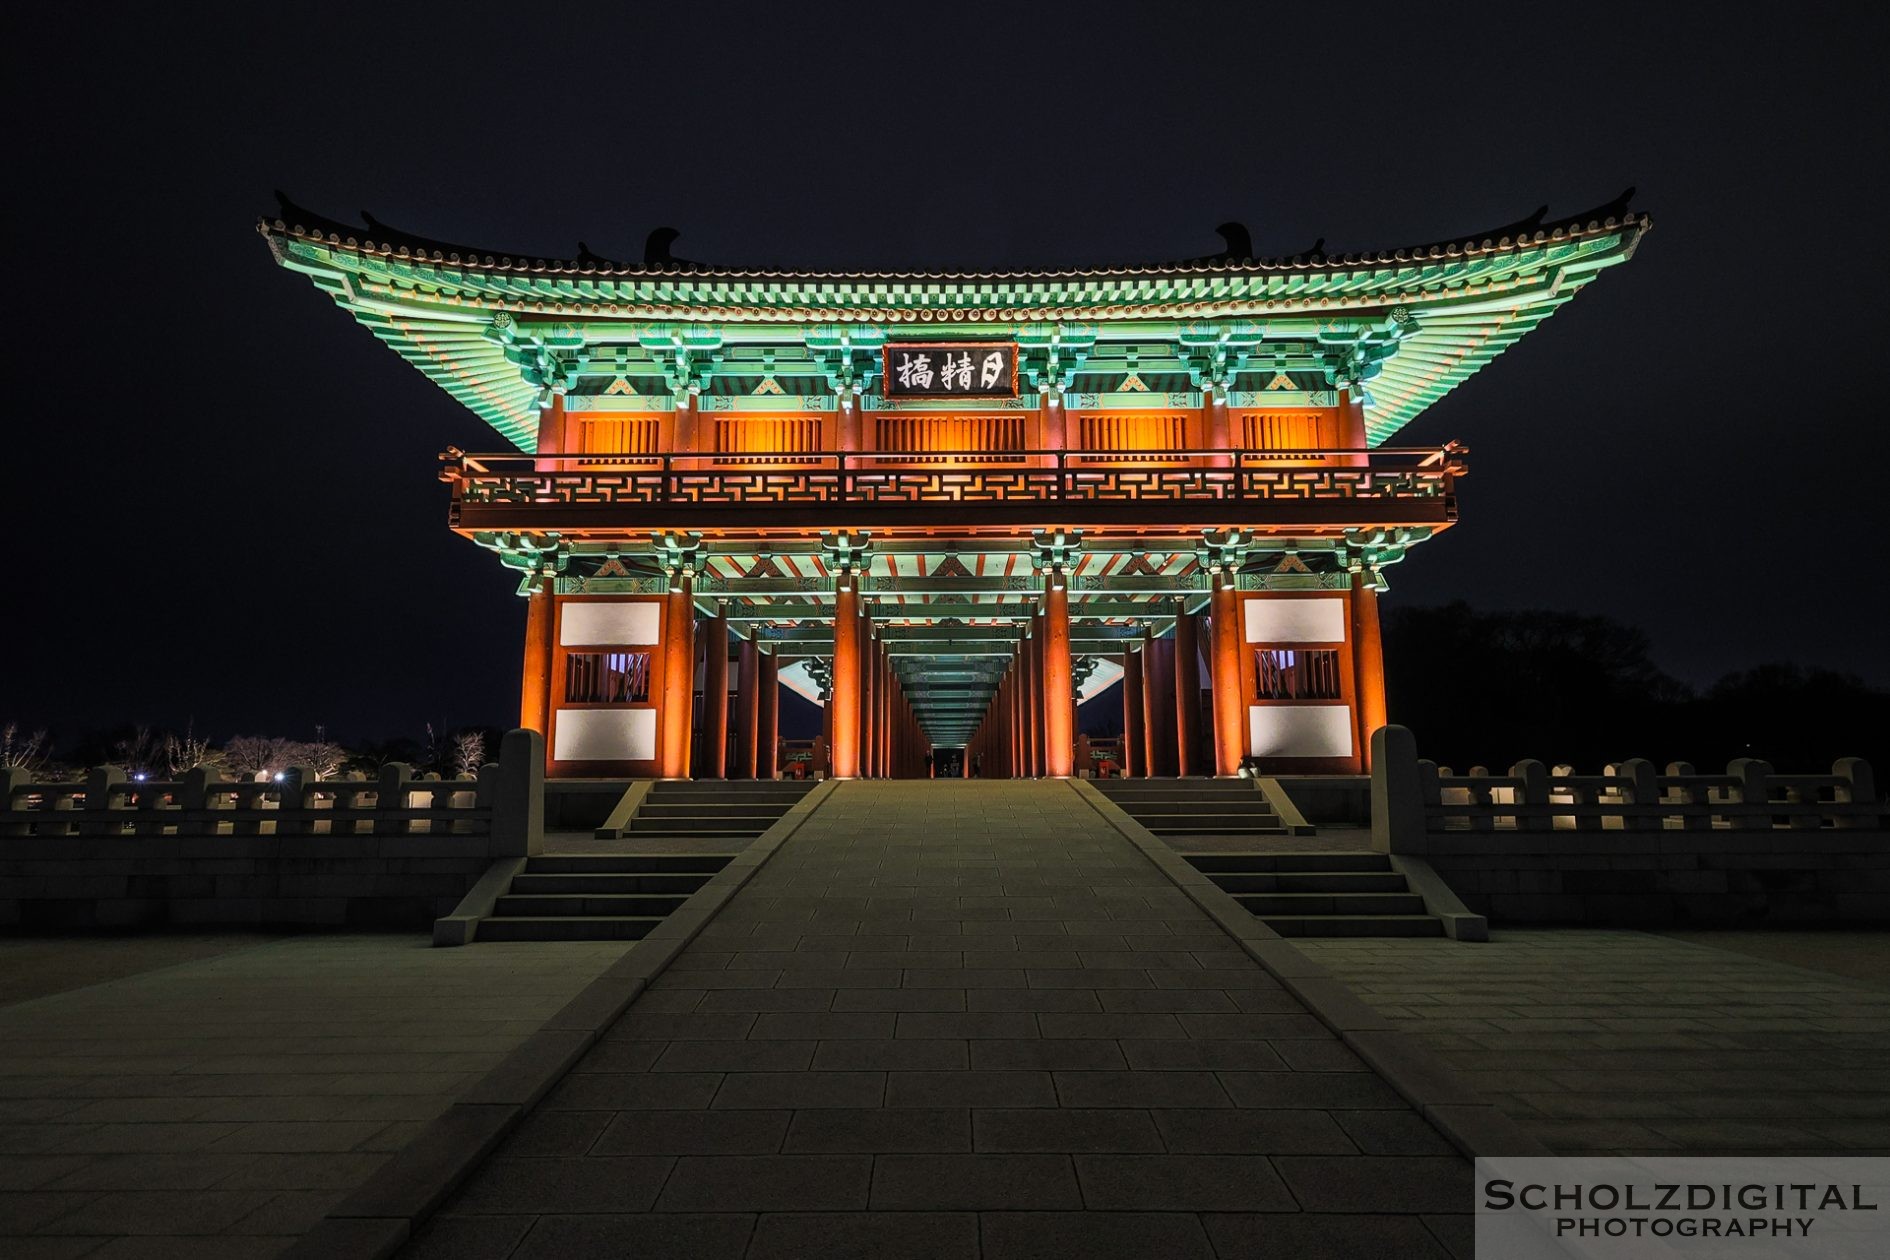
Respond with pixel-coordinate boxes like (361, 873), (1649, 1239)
(554, 709), (657, 762)
(1242, 596), (1347, 644)
(560, 602), (661, 647)
(1248, 704), (1354, 758)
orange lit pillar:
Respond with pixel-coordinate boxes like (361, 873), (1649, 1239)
(1146, 634), (1178, 776)
(1120, 648), (1144, 778)
(702, 611), (730, 778)
(520, 577), (554, 740)
(862, 631), (878, 778)
(1172, 608), (1203, 777)
(1338, 386), (1369, 467)
(1210, 572), (1246, 776)
(1043, 583), (1073, 777)
(734, 638), (760, 779)
(1352, 572), (1387, 770)
(758, 649), (779, 780)
(658, 572), (697, 779)
(831, 577), (861, 778)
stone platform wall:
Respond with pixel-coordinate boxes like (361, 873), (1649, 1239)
(0, 834), (506, 930)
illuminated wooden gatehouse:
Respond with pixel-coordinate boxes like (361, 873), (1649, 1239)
(260, 196), (1647, 779)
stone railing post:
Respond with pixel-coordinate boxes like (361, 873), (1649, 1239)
(1727, 758), (1775, 831)
(1466, 765), (1494, 831)
(1665, 761), (1708, 829)
(376, 763), (414, 836)
(1511, 759), (1548, 831)
(1833, 758), (1877, 829)
(1370, 725), (1424, 853)
(0, 767), (27, 837)
(492, 728), (544, 857)
(1620, 758), (1659, 830)
(275, 766), (316, 836)
(80, 766), (126, 837)
(180, 766), (222, 812)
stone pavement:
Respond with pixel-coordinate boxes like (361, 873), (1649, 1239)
(0, 934), (633, 1258)
(404, 781), (1473, 1260)
(1297, 928), (1890, 1157)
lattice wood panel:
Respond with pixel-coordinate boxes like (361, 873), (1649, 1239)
(713, 414), (824, 461)
(1239, 409), (1338, 454)
(874, 414), (1025, 457)
(1074, 412), (1189, 453)
(575, 415), (662, 464)
(1254, 648), (1343, 700)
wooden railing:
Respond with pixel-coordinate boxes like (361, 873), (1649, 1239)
(1420, 757), (1884, 832)
(444, 446), (1464, 511)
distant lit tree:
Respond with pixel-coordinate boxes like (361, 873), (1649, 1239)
(163, 723), (225, 775)
(0, 722), (50, 772)
(452, 729), (487, 778)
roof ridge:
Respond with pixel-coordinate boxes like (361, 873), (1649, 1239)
(258, 192), (1650, 284)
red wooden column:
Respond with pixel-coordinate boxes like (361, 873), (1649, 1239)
(1021, 626), (1038, 778)
(757, 649), (779, 780)
(658, 573), (697, 780)
(1144, 630), (1179, 776)
(861, 631), (879, 778)
(1172, 608), (1203, 777)
(1352, 574), (1388, 770)
(1120, 648), (1144, 778)
(1043, 583), (1073, 777)
(734, 638), (760, 779)
(879, 649), (893, 777)
(831, 578), (861, 778)
(702, 611), (731, 778)
(1210, 572), (1246, 776)
(519, 577), (554, 740)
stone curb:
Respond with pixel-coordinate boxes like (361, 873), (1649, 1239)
(283, 779), (839, 1260)
(1067, 779), (1553, 1162)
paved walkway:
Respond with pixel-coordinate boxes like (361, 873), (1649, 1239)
(0, 934), (633, 1258)
(1298, 929), (1890, 1157)
(405, 781), (1472, 1260)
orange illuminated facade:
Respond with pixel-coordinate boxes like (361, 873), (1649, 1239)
(262, 195), (1648, 778)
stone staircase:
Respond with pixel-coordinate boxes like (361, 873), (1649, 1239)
(476, 779), (815, 942)
(478, 853), (733, 941)
(1185, 851), (1444, 937)
(1093, 778), (1288, 841)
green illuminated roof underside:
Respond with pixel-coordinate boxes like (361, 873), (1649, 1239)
(261, 199), (1648, 451)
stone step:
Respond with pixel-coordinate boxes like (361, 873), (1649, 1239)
(622, 828), (772, 843)
(510, 872), (715, 895)
(1186, 852), (1390, 874)
(476, 915), (663, 942)
(637, 802), (794, 818)
(1137, 823), (1290, 837)
(1118, 802), (1279, 817)
(527, 854), (735, 875)
(1118, 812), (1285, 831)
(627, 814), (776, 833)
(1210, 871), (1410, 894)
(496, 893), (690, 918)
(648, 783), (814, 797)
(1259, 913), (1444, 938)
(1235, 891), (1428, 917)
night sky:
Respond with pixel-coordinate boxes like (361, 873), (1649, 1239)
(6, 3), (1886, 746)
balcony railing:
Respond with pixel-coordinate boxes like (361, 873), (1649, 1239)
(444, 446), (1464, 519)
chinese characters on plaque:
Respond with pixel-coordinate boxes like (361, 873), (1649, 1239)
(882, 343), (1018, 400)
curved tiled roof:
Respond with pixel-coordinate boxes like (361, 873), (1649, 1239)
(260, 190), (1646, 283)
(259, 194), (1648, 450)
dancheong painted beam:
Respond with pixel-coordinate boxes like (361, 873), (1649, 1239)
(259, 193), (1648, 779)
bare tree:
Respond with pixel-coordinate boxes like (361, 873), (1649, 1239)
(294, 739), (347, 780)
(222, 735), (281, 779)
(452, 729), (487, 779)
(0, 722), (50, 772)
(112, 726), (161, 778)
(163, 722), (225, 775)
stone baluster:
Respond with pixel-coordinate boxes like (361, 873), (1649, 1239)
(1727, 758), (1775, 831)
(376, 763), (414, 836)
(1833, 758), (1878, 829)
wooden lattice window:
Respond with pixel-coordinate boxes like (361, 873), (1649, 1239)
(564, 652), (653, 704)
(1254, 648), (1343, 700)
(1074, 412), (1189, 453)
(874, 413), (1026, 459)
(574, 415), (662, 463)
(1239, 410), (1338, 456)
(713, 414), (825, 462)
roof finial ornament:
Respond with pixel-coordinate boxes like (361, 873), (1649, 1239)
(1213, 222), (1253, 261)
(644, 227), (682, 268)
